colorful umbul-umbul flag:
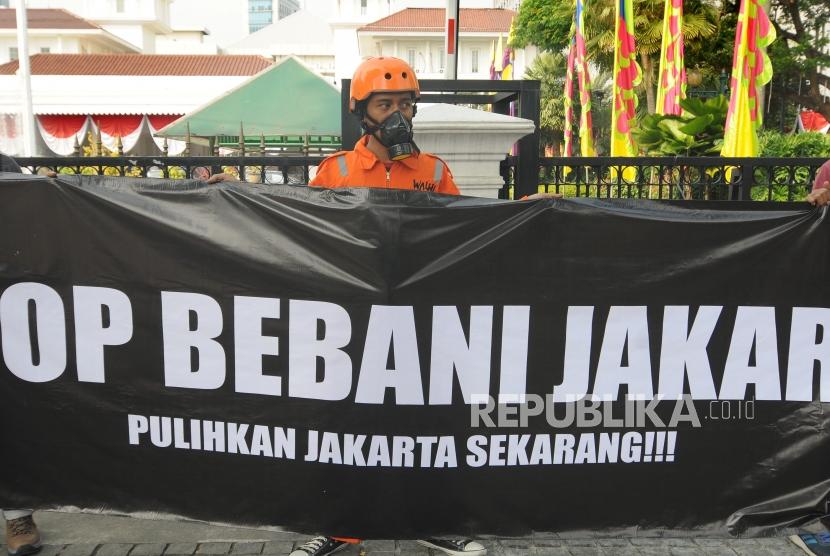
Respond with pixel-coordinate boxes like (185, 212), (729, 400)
(574, 0), (596, 156)
(720, 0), (775, 159)
(501, 19), (516, 80)
(656, 0), (686, 115)
(563, 41), (577, 157)
(564, 0), (597, 158)
(611, 0), (642, 164)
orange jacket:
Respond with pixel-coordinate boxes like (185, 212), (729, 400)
(309, 136), (459, 195)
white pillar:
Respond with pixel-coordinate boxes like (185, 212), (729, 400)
(414, 104), (535, 198)
(16, 0), (37, 156)
(444, 0), (459, 79)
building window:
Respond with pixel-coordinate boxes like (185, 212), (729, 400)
(40, 47), (51, 53)
(116, 0), (125, 12)
(277, 0), (299, 20)
(407, 48), (416, 69)
(9, 47), (17, 60)
(360, 0), (367, 16)
(0, 0), (9, 7)
(248, 0), (273, 32)
(471, 49), (479, 73)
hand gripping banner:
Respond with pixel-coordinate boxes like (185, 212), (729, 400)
(1, 174), (830, 538)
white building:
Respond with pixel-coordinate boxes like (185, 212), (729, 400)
(7, 0), (174, 53)
(0, 7), (138, 64)
(6, 0), (223, 54)
(356, 7), (532, 81)
(224, 9), (335, 81)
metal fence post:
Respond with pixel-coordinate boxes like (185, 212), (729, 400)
(515, 80), (541, 200)
(740, 160), (754, 200)
(341, 79), (361, 151)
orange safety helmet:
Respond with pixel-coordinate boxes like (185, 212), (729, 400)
(349, 57), (420, 113)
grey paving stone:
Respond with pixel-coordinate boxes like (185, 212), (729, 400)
(367, 553), (395, 556)
(565, 547), (602, 556)
(754, 538), (801, 552)
(534, 539), (566, 547)
(729, 547), (779, 556)
(333, 544), (362, 555)
(131, 544), (168, 556)
(629, 538), (669, 547)
(362, 540), (396, 552)
(230, 543), (264, 555)
(693, 539), (729, 548)
(36, 546), (66, 556)
(669, 547), (706, 556)
(164, 544), (198, 556)
(599, 547), (641, 556)
(596, 539), (631, 547)
(693, 548), (737, 556)
(501, 539), (535, 548)
(60, 543), (99, 556)
(500, 548), (534, 556)
(196, 543), (233, 555)
(397, 540), (431, 554)
(534, 548), (572, 556)
(261, 541), (294, 555)
(774, 539), (813, 555)
(96, 544), (135, 556)
(664, 539), (698, 547)
(536, 545), (571, 556)
(637, 547), (676, 556)
(562, 540), (597, 547)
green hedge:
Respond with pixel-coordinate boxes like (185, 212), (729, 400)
(759, 131), (830, 158)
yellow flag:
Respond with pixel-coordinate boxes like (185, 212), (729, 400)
(721, 0), (775, 164)
(494, 34), (504, 72)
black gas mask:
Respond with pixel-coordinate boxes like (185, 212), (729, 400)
(362, 109), (418, 161)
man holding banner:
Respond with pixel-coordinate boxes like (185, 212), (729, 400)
(807, 160), (830, 207)
(310, 57), (457, 194)
(294, 57), (486, 556)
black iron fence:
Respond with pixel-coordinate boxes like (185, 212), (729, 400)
(502, 156), (828, 201)
(15, 155), (327, 185)
(15, 155), (827, 202)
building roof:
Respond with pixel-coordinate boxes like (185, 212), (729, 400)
(157, 56), (340, 137)
(225, 10), (333, 56)
(0, 8), (99, 30)
(359, 8), (516, 33)
(0, 54), (273, 76)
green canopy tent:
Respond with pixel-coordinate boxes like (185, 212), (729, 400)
(157, 56), (341, 152)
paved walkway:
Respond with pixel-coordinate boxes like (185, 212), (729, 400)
(1, 512), (813, 556)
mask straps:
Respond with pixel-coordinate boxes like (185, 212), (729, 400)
(360, 114), (383, 141)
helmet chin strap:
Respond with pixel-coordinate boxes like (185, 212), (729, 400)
(360, 115), (385, 145)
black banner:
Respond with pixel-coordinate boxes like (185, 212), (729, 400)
(1, 174), (829, 538)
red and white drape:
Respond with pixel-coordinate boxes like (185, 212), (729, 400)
(147, 115), (186, 155)
(91, 115), (145, 152)
(37, 115), (91, 155)
(0, 113), (21, 155)
(36, 113), (186, 155)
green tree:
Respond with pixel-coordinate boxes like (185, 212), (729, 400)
(524, 51), (569, 154)
(511, 0), (574, 53)
(767, 0), (830, 121)
(523, 52), (615, 155)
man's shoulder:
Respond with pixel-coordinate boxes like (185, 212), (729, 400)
(416, 152), (453, 175)
(318, 150), (351, 166)
(314, 150), (355, 177)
